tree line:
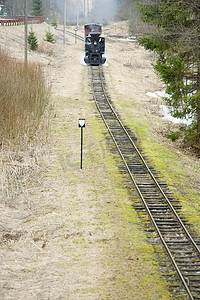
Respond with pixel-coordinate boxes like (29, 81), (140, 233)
(139, 0), (200, 148)
(0, 0), (49, 16)
(0, 1), (85, 24)
(119, 0), (200, 149)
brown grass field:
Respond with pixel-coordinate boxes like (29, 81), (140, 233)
(0, 51), (49, 144)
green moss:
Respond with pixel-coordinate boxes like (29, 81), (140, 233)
(88, 113), (173, 299)
(116, 98), (200, 233)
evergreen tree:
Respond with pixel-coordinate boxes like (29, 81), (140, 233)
(28, 29), (38, 51)
(138, 0), (200, 146)
(44, 30), (55, 43)
(31, 0), (43, 16)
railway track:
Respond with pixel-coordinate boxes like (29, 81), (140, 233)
(91, 65), (200, 300)
(65, 30), (84, 42)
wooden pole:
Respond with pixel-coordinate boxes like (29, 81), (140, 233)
(84, 0), (85, 23)
(87, 0), (89, 22)
(63, 0), (67, 45)
(24, 0), (28, 62)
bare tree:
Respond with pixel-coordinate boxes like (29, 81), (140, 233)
(4, 0), (25, 15)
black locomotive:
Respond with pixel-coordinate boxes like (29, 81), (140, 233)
(84, 24), (106, 66)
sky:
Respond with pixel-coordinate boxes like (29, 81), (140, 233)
(90, 0), (118, 23)
(56, 0), (118, 23)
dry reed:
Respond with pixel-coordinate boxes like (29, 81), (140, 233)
(0, 52), (51, 202)
(0, 51), (50, 144)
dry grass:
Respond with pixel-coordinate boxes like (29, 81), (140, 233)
(38, 41), (55, 56)
(0, 51), (51, 201)
(0, 51), (50, 144)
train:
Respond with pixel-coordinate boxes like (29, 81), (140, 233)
(84, 23), (106, 66)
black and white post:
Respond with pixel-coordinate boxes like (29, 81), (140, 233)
(79, 119), (85, 169)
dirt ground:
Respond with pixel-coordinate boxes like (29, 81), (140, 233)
(0, 21), (199, 300)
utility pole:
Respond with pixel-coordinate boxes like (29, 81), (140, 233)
(63, 0), (67, 45)
(76, 12), (79, 29)
(87, 0), (89, 22)
(24, 0), (28, 62)
(84, 0), (85, 23)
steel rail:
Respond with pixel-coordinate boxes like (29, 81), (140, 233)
(65, 30), (84, 42)
(90, 65), (199, 300)
(97, 66), (200, 257)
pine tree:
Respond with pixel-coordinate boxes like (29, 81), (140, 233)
(28, 29), (38, 51)
(31, 0), (43, 16)
(138, 0), (200, 147)
(44, 30), (55, 43)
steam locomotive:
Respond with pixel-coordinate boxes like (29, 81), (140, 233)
(84, 23), (106, 66)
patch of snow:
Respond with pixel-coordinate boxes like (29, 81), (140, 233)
(146, 90), (193, 125)
(118, 36), (137, 42)
(80, 52), (87, 66)
(160, 105), (193, 125)
(146, 90), (170, 98)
